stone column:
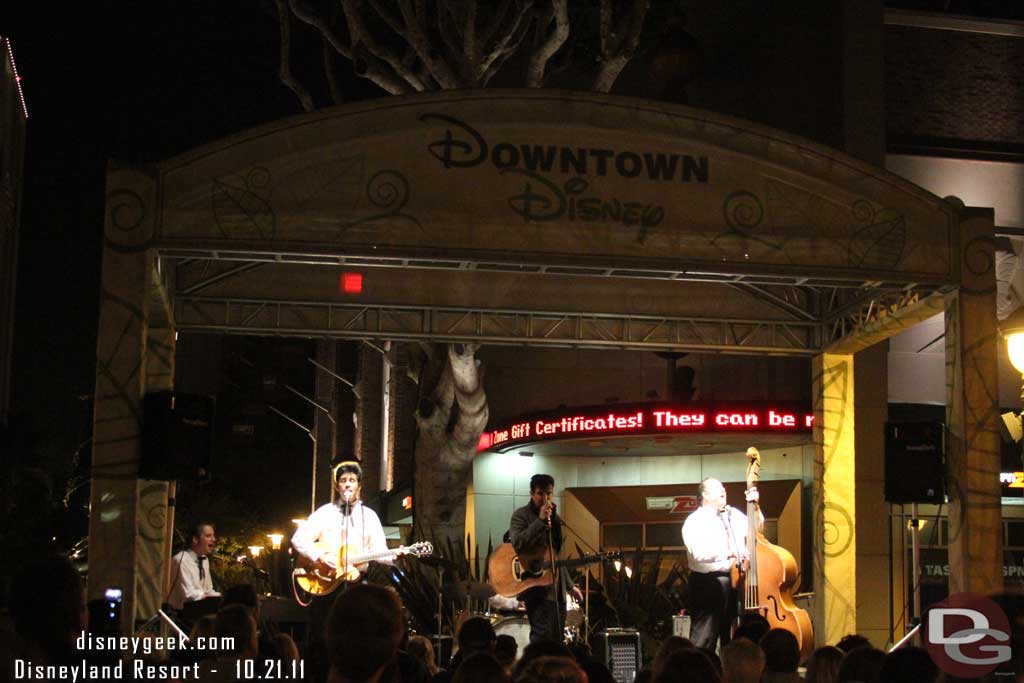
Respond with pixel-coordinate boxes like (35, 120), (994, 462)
(89, 164), (157, 630)
(853, 342), (890, 646)
(944, 208), (1002, 595)
(812, 352), (857, 645)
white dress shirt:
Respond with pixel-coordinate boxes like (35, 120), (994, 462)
(682, 505), (753, 574)
(291, 500), (391, 567)
(168, 548), (219, 610)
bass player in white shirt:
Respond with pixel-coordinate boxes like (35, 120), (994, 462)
(681, 477), (762, 651)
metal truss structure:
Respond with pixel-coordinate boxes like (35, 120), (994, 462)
(164, 252), (949, 356)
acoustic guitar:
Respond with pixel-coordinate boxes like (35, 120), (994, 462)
(293, 540), (433, 596)
(489, 543), (618, 597)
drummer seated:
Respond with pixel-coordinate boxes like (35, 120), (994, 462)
(433, 617), (496, 683)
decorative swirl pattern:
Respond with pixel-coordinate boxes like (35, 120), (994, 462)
(366, 170), (409, 210)
(960, 235), (998, 295)
(722, 191), (765, 232)
(822, 502), (854, 558)
(105, 189), (153, 253)
(851, 199), (875, 224)
(247, 166), (271, 189)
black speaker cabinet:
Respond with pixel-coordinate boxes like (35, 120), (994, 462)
(140, 392), (214, 480)
(591, 629), (642, 683)
(885, 421), (944, 503)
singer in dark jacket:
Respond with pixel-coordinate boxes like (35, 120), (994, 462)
(508, 473), (573, 643)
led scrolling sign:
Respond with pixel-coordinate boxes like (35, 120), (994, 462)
(478, 402), (814, 453)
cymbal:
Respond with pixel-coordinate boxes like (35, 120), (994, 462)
(466, 581), (496, 600)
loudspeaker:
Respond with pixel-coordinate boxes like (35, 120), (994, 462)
(140, 392), (214, 480)
(885, 421), (944, 503)
(591, 629), (641, 683)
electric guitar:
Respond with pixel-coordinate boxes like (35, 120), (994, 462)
(488, 543), (619, 597)
(293, 541), (433, 596)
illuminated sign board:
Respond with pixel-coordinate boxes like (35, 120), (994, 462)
(478, 402), (813, 452)
(646, 495), (699, 514)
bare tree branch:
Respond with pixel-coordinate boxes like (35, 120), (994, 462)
(463, 0), (478, 68)
(592, 0), (649, 92)
(288, 0), (413, 95)
(526, 0), (569, 88)
(480, 0), (517, 51)
(480, 7), (534, 84)
(322, 39), (344, 105)
(275, 0), (316, 112)
(436, 5), (469, 83)
(398, 0), (463, 88)
(341, 0), (430, 91)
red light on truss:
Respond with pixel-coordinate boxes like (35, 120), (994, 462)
(340, 272), (363, 294)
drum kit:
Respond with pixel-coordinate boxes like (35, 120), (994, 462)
(418, 555), (586, 660)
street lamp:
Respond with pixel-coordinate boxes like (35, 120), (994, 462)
(248, 545), (264, 559)
(1001, 307), (1024, 444)
(266, 533), (284, 550)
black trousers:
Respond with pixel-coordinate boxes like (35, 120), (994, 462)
(522, 588), (562, 643)
(686, 571), (736, 651)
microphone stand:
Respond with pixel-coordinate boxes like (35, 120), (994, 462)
(546, 505), (564, 642)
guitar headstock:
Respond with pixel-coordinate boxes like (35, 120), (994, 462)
(402, 541), (434, 557)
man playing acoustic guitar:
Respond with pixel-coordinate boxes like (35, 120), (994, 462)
(292, 461), (392, 581)
(508, 474), (581, 644)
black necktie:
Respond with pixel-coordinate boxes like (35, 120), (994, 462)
(198, 555), (207, 581)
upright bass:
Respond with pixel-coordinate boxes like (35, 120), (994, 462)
(731, 447), (814, 661)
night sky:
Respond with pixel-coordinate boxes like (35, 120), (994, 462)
(6, 2), (374, 460)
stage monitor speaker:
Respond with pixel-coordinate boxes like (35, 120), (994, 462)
(591, 629), (641, 683)
(140, 391), (214, 481)
(885, 421), (944, 504)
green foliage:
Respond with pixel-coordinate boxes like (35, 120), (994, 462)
(598, 547), (688, 663)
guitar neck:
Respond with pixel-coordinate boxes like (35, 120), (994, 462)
(545, 554), (608, 570)
(347, 547), (403, 564)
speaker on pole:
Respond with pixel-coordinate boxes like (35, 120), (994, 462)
(140, 392), (214, 481)
(884, 421), (944, 504)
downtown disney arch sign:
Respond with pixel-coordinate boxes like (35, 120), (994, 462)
(92, 89), (999, 646)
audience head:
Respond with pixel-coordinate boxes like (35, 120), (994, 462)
(222, 583), (260, 619)
(454, 652), (510, 683)
(877, 646), (938, 683)
(326, 584), (404, 683)
(215, 604), (258, 657)
(494, 634), (518, 670)
(274, 633), (300, 662)
(733, 614), (771, 644)
(652, 637), (695, 677)
(804, 646), (843, 683)
(653, 648), (721, 683)
(9, 556), (87, 663)
(835, 634), (872, 654)
(836, 646), (885, 683)
(516, 655), (588, 683)
(189, 614), (217, 640)
(721, 638), (765, 683)
(458, 616), (498, 654)
(407, 635), (439, 676)
(514, 641), (575, 680)
(760, 629), (800, 673)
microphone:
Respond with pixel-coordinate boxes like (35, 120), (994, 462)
(342, 490), (353, 513)
(547, 502), (556, 528)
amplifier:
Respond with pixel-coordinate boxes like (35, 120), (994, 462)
(591, 629), (642, 683)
